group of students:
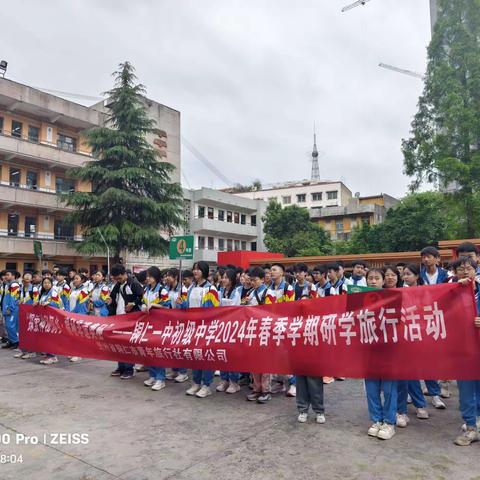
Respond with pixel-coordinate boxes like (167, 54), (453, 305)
(1, 241), (480, 447)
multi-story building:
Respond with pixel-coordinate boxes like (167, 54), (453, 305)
(232, 180), (352, 210)
(184, 187), (266, 265)
(310, 193), (399, 241)
(0, 78), (182, 273)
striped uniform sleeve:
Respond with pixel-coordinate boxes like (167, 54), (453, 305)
(283, 284), (295, 302)
(264, 288), (276, 305)
(202, 286), (220, 308)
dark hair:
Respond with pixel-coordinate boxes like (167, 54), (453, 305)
(337, 260), (344, 268)
(404, 263), (423, 285)
(421, 246), (440, 258)
(42, 269), (52, 276)
(352, 260), (368, 269)
(193, 261), (209, 280)
(396, 262), (406, 268)
(41, 277), (53, 290)
(0, 270), (6, 277)
(248, 266), (265, 279)
(451, 258), (463, 271)
(182, 269), (194, 279)
(262, 263), (272, 270)
(57, 268), (68, 277)
(459, 257), (477, 270)
(271, 263), (285, 272)
(136, 270), (148, 284)
(327, 262), (340, 272)
(93, 270), (106, 278)
(457, 242), (478, 256)
(295, 263), (309, 273)
(166, 268), (179, 279)
(285, 272), (295, 285)
(22, 271), (32, 278)
(146, 266), (162, 283)
(78, 267), (89, 274)
(74, 273), (88, 284)
(32, 270), (40, 276)
(367, 268), (385, 280)
(222, 269), (237, 297)
(111, 264), (126, 276)
(5, 269), (16, 276)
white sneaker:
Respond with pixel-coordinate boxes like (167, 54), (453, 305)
(454, 427), (479, 446)
(316, 413), (326, 424)
(226, 382), (241, 394)
(440, 381), (451, 398)
(144, 377), (156, 387)
(432, 395), (446, 409)
(368, 422), (383, 437)
(216, 380), (229, 392)
(297, 412), (308, 423)
(174, 373), (189, 383)
(40, 356), (58, 365)
(407, 394), (412, 404)
(21, 352), (36, 359)
(13, 351), (24, 358)
(151, 380), (166, 391)
(416, 408), (429, 419)
(196, 385), (212, 398)
(165, 371), (178, 380)
(378, 423), (396, 440)
(186, 383), (202, 396)
(69, 356), (81, 362)
(396, 413), (410, 428)
(286, 385), (296, 397)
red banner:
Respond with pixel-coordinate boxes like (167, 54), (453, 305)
(19, 283), (480, 380)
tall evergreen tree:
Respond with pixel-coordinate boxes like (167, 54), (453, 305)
(402, 0), (480, 236)
(63, 62), (183, 262)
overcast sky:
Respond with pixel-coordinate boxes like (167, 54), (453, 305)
(2, 0), (432, 198)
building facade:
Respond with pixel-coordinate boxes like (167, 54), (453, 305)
(233, 180), (352, 210)
(0, 78), (182, 273)
(310, 193), (399, 240)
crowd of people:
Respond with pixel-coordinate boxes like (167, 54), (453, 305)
(1, 242), (479, 446)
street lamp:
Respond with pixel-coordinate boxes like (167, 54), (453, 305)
(97, 228), (110, 277)
(0, 60), (7, 78)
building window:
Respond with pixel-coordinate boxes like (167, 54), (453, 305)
(0, 117), (3, 134)
(234, 212), (240, 224)
(362, 217), (370, 226)
(297, 194), (306, 203)
(312, 192), (322, 201)
(226, 211), (232, 223)
(28, 126), (40, 143)
(198, 206), (205, 218)
(198, 236), (205, 250)
(26, 171), (38, 190)
(218, 238), (225, 251)
(9, 167), (20, 187)
(251, 241), (257, 251)
(57, 133), (77, 152)
(240, 214), (246, 225)
(227, 239), (233, 251)
(24, 216), (36, 238)
(54, 219), (74, 240)
(327, 191), (338, 200)
(24, 262), (35, 272)
(241, 240), (247, 250)
(7, 214), (19, 236)
(218, 209), (225, 221)
(55, 176), (75, 193)
(282, 195), (291, 205)
(5, 262), (17, 271)
(208, 236), (214, 250)
(207, 207), (214, 220)
(336, 220), (344, 232)
(234, 240), (240, 250)
(251, 215), (257, 227)
(11, 120), (22, 138)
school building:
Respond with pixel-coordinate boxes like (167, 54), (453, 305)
(0, 78), (181, 273)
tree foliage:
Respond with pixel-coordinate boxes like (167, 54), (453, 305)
(63, 62), (183, 261)
(263, 201), (332, 257)
(402, 0), (480, 236)
(343, 192), (457, 253)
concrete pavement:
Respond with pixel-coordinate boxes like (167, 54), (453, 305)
(0, 351), (479, 480)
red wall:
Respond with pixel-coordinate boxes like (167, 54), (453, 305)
(217, 251), (284, 269)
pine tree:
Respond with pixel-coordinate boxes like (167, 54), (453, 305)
(63, 62), (183, 262)
(402, 0), (480, 237)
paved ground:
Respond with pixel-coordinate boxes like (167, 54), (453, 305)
(0, 352), (479, 480)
